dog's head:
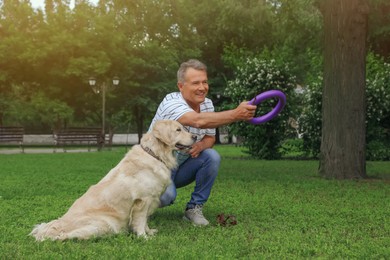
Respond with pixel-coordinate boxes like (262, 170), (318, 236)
(151, 120), (196, 151)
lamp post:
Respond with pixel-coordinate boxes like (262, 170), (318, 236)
(88, 76), (120, 149)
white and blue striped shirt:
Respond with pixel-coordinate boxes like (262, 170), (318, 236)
(149, 92), (216, 165)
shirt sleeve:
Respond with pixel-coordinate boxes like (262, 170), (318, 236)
(158, 99), (193, 121)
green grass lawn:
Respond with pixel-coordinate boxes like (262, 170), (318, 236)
(0, 145), (389, 259)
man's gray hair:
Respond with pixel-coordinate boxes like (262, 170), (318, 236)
(177, 59), (207, 83)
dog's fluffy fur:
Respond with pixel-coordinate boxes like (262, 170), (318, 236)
(30, 120), (195, 241)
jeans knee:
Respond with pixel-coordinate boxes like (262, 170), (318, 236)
(159, 183), (177, 207)
(202, 149), (221, 179)
(204, 148), (221, 166)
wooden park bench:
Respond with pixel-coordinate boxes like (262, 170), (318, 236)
(0, 126), (24, 152)
(53, 127), (104, 152)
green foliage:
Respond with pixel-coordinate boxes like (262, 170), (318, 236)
(0, 84), (73, 130)
(0, 1), (189, 132)
(367, 140), (390, 161)
(368, 0), (390, 56)
(268, 0), (323, 82)
(0, 149), (389, 258)
(224, 55), (297, 159)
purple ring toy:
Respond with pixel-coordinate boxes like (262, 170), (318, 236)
(247, 90), (286, 125)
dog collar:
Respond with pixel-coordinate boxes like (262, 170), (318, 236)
(140, 145), (165, 166)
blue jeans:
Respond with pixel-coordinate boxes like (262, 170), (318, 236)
(160, 148), (221, 209)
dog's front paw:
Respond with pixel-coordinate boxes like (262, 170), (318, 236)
(135, 228), (158, 239)
(146, 228), (158, 236)
(136, 232), (154, 240)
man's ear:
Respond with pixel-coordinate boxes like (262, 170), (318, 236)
(177, 82), (184, 91)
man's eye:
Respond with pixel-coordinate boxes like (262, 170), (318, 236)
(191, 81), (208, 86)
(176, 128), (181, 132)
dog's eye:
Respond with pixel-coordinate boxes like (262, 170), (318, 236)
(176, 128), (181, 132)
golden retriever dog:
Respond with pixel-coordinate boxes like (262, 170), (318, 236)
(30, 120), (196, 241)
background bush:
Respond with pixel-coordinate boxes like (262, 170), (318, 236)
(298, 76), (323, 158)
(224, 55), (297, 159)
(366, 53), (390, 160)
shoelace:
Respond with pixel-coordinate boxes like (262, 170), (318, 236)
(191, 205), (205, 216)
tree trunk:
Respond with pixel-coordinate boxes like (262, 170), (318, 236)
(319, 0), (369, 179)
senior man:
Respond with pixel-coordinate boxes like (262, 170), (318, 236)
(149, 59), (256, 225)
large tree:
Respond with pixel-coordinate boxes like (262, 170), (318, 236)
(318, 0), (369, 179)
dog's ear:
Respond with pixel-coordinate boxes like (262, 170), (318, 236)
(152, 121), (172, 145)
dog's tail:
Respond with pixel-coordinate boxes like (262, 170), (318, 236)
(30, 220), (65, 241)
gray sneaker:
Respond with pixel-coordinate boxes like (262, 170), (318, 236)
(183, 205), (209, 226)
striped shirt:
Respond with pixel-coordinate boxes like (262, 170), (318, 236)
(149, 92), (216, 165)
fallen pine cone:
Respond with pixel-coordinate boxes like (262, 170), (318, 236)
(216, 213), (237, 227)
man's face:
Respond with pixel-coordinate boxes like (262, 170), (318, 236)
(178, 68), (209, 110)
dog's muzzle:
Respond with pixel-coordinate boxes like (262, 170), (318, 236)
(175, 143), (192, 151)
(175, 135), (196, 150)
